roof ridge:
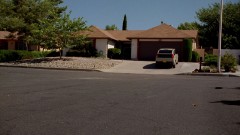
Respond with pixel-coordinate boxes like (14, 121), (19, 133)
(151, 24), (192, 37)
(90, 26), (117, 40)
(128, 24), (194, 39)
(180, 30), (198, 38)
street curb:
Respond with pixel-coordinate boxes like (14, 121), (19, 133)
(176, 72), (240, 77)
(1, 64), (239, 77)
(0, 65), (102, 72)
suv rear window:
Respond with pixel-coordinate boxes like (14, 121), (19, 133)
(158, 50), (172, 53)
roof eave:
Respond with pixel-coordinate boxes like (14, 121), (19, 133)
(87, 37), (117, 41)
(127, 37), (195, 39)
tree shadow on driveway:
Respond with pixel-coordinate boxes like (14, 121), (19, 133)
(210, 100), (240, 106)
(143, 63), (172, 69)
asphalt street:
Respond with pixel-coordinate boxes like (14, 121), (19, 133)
(0, 67), (240, 135)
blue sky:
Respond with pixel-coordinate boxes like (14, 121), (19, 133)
(62, 0), (238, 30)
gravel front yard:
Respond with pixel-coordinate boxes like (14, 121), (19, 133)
(0, 57), (122, 70)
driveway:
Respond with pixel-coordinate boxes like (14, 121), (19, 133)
(101, 60), (199, 75)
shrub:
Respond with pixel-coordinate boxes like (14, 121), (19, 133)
(204, 54), (218, 66)
(221, 52), (237, 72)
(0, 50), (21, 62)
(66, 48), (97, 57)
(192, 51), (200, 62)
(46, 51), (60, 57)
(68, 43), (97, 57)
(0, 50), (48, 62)
(183, 39), (192, 62)
(66, 50), (82, 57)
(108, 48), (121, 59)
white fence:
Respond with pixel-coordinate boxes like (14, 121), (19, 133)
(213, 49), (240, 64)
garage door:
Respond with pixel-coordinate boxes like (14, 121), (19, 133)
(138, 41), (184, 61)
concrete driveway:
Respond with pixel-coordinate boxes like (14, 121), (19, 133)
(101, 60), (199, 75)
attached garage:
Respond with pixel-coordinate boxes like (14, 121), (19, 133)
(138, 40), (184, 61)
(129, 24), (198, 61)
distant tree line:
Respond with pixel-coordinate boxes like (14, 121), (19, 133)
(178, 1), (240, 49)
(0, 0), (88, 58)
(105, 14), (128, 31)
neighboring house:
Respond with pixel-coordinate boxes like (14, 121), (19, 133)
(0, 31), (19, 50)
(0, 31), (39, 51)
(80, 23), (198, 61)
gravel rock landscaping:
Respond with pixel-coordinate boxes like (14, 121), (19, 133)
(0, 57), (122, 70)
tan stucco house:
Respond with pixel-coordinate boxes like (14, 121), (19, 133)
(80, 23), (198, 61)
(0, 31), (19, 50)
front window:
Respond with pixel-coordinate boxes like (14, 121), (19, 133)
(0, 41), (8, 50)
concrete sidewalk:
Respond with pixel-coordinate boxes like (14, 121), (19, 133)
(101, 60), (199, 75)
(101, 60), (240, 76)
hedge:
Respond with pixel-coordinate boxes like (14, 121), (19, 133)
(108, 48), (121, 59)
(221, 52), (237, 72)
(68, 43), (97, 57)
(66, 49), (97, 57)
(192, 51), (200, 62)
(0, 50), (49, 62)
(204, 54), (218, 66)
(183, 39), (192, 62)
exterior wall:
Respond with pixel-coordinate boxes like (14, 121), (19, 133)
(8, 41), (15, 50)
(223, 49), (240, 64)
(213, 49), (219, 56)
(139, 39), (159, 42)
(62, 48), (70, 56)
(160, 39), (183, 42)
(96, 39), (108, 58)
(194, 49), (205, 61)
(139, 39), (183, 42)
(222, 49), (240, 60)
(131, 39), (138, 60)
(192, 39), (197, 50)
(29, 45), (39, 51)
(213, 49), (240, 63)
(107, 40), (115, 49)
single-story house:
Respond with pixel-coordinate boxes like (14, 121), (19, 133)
(0, 31), (39, 51)
(80, 23), (198, 61)
(0, 31), (19, 50)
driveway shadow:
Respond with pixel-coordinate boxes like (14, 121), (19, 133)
(214, 87), (240, 90)
(143, 63), (172, 69)
(210, 100), (240, 106)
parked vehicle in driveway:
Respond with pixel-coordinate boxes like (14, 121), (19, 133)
(155, 48), (178, 68)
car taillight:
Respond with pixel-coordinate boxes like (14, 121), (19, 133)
(172, 54), (174, 58)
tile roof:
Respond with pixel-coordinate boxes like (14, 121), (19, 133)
(180, 30), (198, 38)
(79, 26), (117, 40)
(107, 30), (144, 41)
(78, 24), (198, 41)
(0, 31), (9, 39)
(128, 24), (196, 39)
(0, 31), (18, 40)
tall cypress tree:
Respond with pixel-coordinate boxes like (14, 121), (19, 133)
(122, 14), (127, 30)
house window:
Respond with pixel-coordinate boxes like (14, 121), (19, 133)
(0, 41), (8, 50)
(15, 41), (26, 50)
